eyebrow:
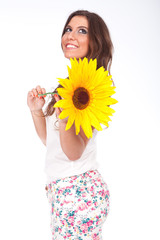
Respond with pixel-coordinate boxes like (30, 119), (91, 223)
(67, 25), (88, 30)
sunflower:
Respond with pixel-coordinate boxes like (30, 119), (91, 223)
(54, 57), (118, 138)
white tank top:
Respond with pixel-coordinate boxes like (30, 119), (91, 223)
(44, 113), (99, 183)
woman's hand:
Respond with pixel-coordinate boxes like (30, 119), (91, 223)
(27, 85), (46, 112)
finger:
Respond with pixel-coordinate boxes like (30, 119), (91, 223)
(32, 88), (38, 97)
(35, 86), (45, 99)
(41, 88), (46, 98)
(54, 94), (60, 101)
(36, 85), (42, 95)
(28, 91), (34, 98)
(41, 88), (46, 94)
(55, 107), (61, 118)
(30, 88), (38, 97)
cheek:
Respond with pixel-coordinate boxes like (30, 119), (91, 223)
(82, 38), (89, 52)
(61, 36), (65, 50)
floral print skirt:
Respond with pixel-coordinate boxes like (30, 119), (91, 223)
(45, 170), (110, 240)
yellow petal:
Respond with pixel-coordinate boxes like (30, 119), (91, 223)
(87, 108), (103, 131)
(59, 109), (70, 119)
(105, 97), (118, 105)
(81, 110), (92, 138)
(57, 88), (73, 99)
(65, 110), (76, 131)
(91, 101), (115, 114)
(74, 111), (82, 135)
(53, 99), (73, 109)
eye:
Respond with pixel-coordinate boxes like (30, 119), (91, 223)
(64, 27), (72, 33)
(79, 28), (88, 34)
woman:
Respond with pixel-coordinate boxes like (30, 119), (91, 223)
(27, 10), (113, 240)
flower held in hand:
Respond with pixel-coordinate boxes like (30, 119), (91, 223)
(54, 57), (118, 138)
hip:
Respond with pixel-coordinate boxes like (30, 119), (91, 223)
(45, 170), (110, 214)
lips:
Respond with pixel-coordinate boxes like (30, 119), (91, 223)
(66, 43), (78, 49)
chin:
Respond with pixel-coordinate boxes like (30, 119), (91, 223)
(64, 53), (77, 59)
(65, 53), (86, 60)
(63, 50), (87, 59)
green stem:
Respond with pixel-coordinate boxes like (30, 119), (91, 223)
(38, 92), (59, 96)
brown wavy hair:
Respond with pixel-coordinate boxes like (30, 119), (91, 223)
(45, 10), (114, 116)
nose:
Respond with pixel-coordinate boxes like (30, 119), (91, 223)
(67, 31), (76, 40)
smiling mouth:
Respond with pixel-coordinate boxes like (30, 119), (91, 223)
(66, 44), (78, 49)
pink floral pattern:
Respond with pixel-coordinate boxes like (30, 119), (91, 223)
(46, 170), (110, 240)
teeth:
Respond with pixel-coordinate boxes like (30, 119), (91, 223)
(66, 44), (77, 49)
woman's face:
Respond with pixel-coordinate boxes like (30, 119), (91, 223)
(61, 16), (89, 59)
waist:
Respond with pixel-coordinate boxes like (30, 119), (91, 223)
(45, 169), (101, 191)
(44, 156), (99, 183)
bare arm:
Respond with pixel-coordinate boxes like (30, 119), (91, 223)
(30, 110), (46, 145)
(27, 86), (47, 145)
(54, 95), (90, 161)
(59, 121), (89, 160)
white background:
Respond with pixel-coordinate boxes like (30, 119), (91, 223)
(0, 0), (160, 239)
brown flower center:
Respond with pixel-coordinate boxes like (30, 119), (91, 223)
(72, 87), (90, 110)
